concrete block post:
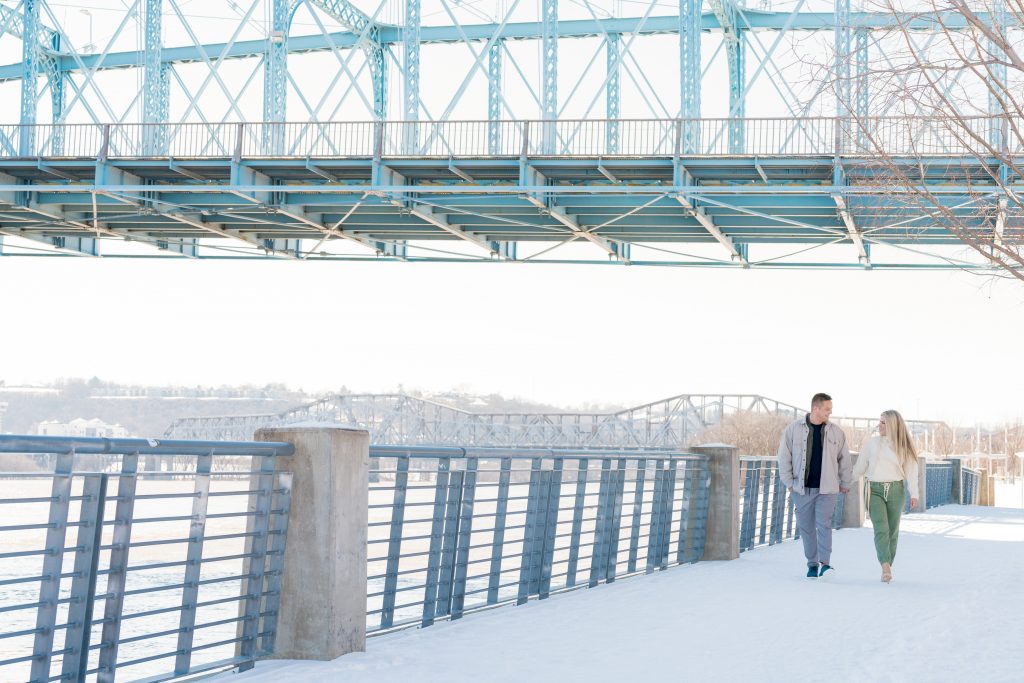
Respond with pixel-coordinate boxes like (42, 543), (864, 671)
(979, 468), (994, 506)
(691, 444), (739, 561)
(916, 456), (928, 512)
(841, 452), (865, 529)
(948, 457), (962, 504)
(257, 426), (370, 660)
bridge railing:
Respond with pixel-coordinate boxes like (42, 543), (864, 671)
(366, 446), (709, 634)
(0, 116), (1015, 160)
(738, 457), (798, 552)
(0, 435), (293, 683)
(962, 466), (982, 505)
(925, 461), (955, 508)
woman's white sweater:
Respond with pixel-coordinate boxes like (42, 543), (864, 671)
(852, 436), (920, 499)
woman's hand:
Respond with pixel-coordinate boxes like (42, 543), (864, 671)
(911, 497), (919, 510)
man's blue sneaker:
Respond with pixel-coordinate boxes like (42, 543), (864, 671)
(806, 564), (819, 578)
(818, 564), (834, 577)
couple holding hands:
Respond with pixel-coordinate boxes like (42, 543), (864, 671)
(777, 393), (920, 583)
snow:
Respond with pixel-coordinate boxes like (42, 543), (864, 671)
(995, 480), (1024, 508)
(225, 506), (1024, 683)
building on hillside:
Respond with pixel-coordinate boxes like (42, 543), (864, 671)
(35, 418), (129, 439)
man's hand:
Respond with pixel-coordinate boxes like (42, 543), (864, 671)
(788, 487), (793, 494)
(911, 498), (919, 510)
(840, 487), (850, 494)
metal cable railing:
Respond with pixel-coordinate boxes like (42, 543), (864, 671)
(0, 435), (293, 683)
(365, 446), (709, 634)
(0, 116), (1015, 159)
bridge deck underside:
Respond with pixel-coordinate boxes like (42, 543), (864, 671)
(0, 155), (1018, 266)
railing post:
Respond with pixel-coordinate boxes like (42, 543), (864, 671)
(841, 452), (865, 528)
(254, 426), (369, 660)
(99, 124), (110, 162)
(31, 450), (74, 683)
(691, 444), (739, 561)
(979, 468), (994, 506)
(61, 473), (106, 682)
(233, 122), (245, 162)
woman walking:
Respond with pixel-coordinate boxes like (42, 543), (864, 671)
(852, 410), (919, 583)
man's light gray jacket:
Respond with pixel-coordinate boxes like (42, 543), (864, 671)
(777, 417), (853, 495)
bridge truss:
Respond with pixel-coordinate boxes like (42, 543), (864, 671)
(162, 391), (942, 449)
(0, 0), (1018, 267)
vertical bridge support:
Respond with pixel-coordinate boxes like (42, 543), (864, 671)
(679, 0), (701, 153)
(842, 452), (865, 528)
(143, 0), (168, 155)
(691, 444), (739, 561)
(263, 0), (290, 155)
(255, 426), (370, 660)
(541, 0), (558, 153)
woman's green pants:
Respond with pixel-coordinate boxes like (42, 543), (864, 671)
(868, 480), (905, 565)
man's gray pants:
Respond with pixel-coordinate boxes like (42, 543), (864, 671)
(793, 488), (838, 566)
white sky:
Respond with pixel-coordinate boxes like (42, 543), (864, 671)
(1, 256), (1022, 426)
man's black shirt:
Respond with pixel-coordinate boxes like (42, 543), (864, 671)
(805, 420), (824, 489)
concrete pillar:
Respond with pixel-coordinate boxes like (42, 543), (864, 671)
(948, 457), (962, 504)
(257, 426), (370, 660)
(691, 444), (739, 561)
(841, 452), (865, 528)
(979, 468), (994, 506)
(915, 455), (928, 512)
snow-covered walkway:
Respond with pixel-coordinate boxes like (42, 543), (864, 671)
(227, 506), (1024, 683)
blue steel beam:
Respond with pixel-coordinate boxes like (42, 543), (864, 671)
(835, 0), (851, 121)
(541, 0), (558, 153)
(679, 0), (701, 128)
(605, 34), (619, 155)
(143, 0), (168, 155)
(0, 11), (1009, 83)
(307, 0), (387, 120)
(263, 0), (290, 155)
(404, 0), (421, 123)
(19, 0), (41, 155)
(854, 29), (868, 121)
(709, 0), (745, 152)
(487, 40), (503, 154)
(988, 0), (1008, 150)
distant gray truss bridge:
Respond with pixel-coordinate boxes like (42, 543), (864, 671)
(163, 392), (942, 448)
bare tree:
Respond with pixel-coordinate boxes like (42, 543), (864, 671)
(691, 410), (792, 456)
(828, 0), (1024, 279)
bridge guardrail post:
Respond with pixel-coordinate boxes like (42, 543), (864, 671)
(691, 444), (739, 561)
(255, 426), (370, 660)
(978, 468), (994, 506)
(842, 452), (865, 528)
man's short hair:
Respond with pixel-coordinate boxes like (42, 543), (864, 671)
(811, 393), (832, 407)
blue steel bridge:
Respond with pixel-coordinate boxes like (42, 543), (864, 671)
(0, 0), (1018, 268)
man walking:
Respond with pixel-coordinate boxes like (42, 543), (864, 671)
(778, 393), (852, 578)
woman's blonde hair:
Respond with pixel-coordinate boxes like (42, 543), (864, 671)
(881, 409), (918, 472)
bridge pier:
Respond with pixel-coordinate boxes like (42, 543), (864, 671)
(691, 444), (740, 561)
(254, 426), (370, 660)
(841, 452), (865, 528)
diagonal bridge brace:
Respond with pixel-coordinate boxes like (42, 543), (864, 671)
(375, 163), (497, 257)
(520, 163), (621, 260)
(674, 165), (748, 267)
